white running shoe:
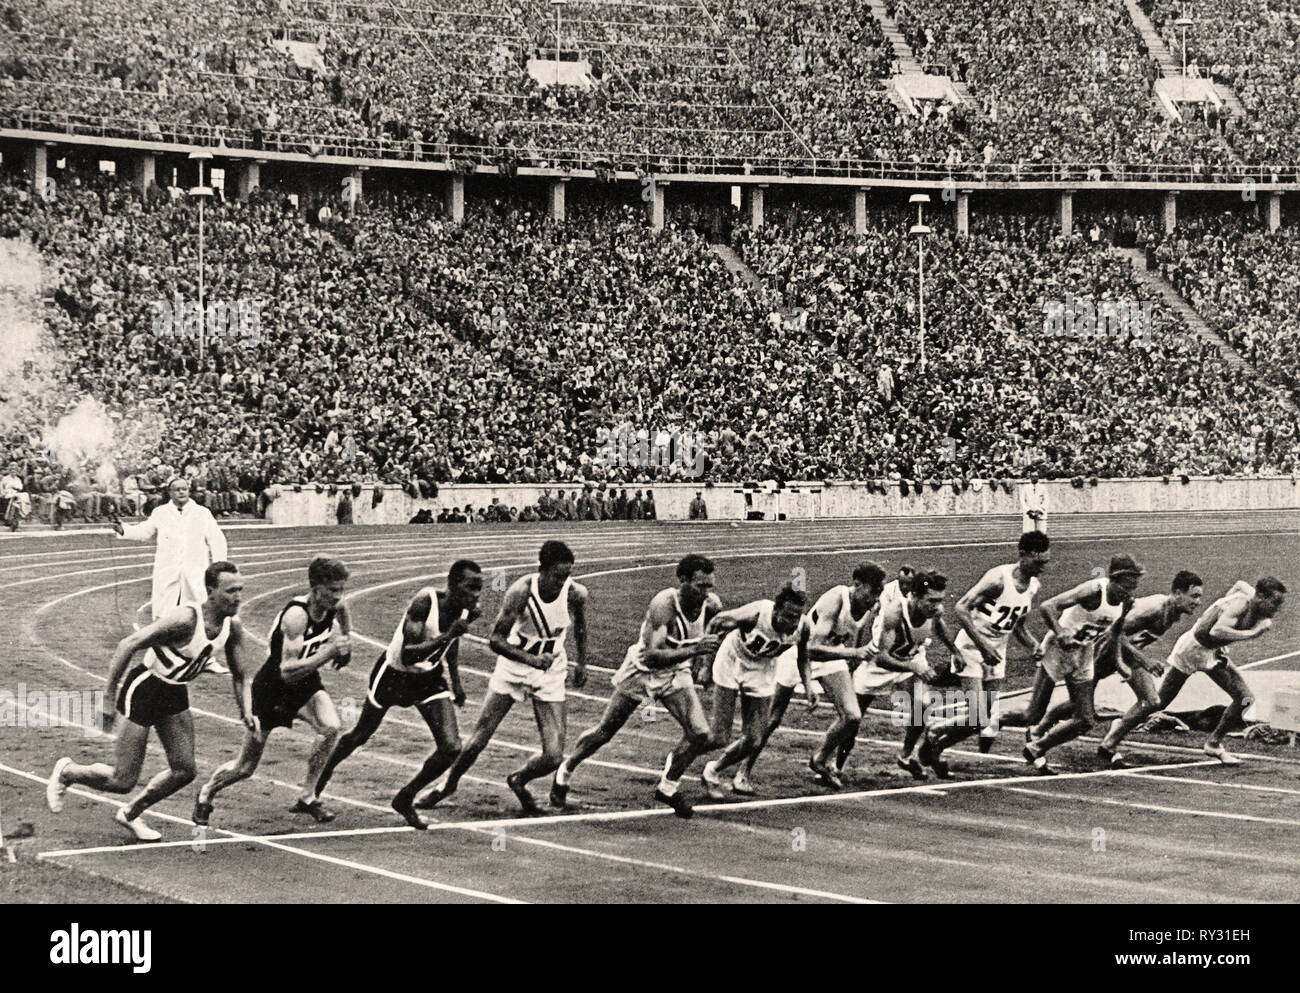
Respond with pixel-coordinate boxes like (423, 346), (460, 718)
(1204, 742), (1242, 766)
(701, 760), (725, 800)
(732, 770), (755, 796)
(46, 757), (71, 813)
(115, 807), (162, 842)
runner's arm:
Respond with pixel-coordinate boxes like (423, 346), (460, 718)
(954, 569), (1006, 664)
(569, 582), (589, 687)
(488, 580), (548, 668)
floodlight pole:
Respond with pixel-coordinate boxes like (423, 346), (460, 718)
(188, 151), (214, 363)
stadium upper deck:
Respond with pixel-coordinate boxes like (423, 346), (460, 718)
(2, 0), (1299, 183)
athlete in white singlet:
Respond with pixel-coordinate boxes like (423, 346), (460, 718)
(870, 566), (916, 649)
(1127, 577), (1284, 765)
(48, 562), (249, 842)
(1040, 571), (1203, 768)
(424, 541), (588, 815)
(854, 570), (962, 780)
(923, 532), (1051, 777)
(1011, 554), (1145, 774)
(699, 586), (810, 800)
(195, 557), (353, 827)
(553, 554), (722, 817)
(742, 563), (888, 793)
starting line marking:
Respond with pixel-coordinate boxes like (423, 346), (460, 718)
(28, 758), (1223, 858)
(0, 762), (522, 904)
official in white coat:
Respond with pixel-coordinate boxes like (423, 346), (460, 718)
(114, 477), (228, 617)
(1019, 475), (1049, 534)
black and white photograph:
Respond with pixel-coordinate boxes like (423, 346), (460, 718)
(0, 0), (1293, 949)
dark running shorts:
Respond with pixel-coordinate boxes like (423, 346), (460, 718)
(116, 664), (189, 727)
(252, 668), (325, 731)
(366, 652), (449, 709)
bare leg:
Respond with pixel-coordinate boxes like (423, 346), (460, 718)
(1206, 662), (1253, 749)
(62, 719), (149, 794)
(1100, 666), (1172, 753)
(314, 700), (387, 796)
(198, 728), (267, 804)
(1030, 678), (1096, 755)
(837, 693), (875, 770)
(659, 686), (711, 783)
(743, 685), (794, 775)
(297, 691), (341, 803)
(813, 670), (862, 767)
(514, 699), (565, 785)
(398, 699), (463, 798)
(711, 694), (773, 774)
(560, 691), (640, 780)
(124, 711), (196, 819)
(438, 692), (514, 799)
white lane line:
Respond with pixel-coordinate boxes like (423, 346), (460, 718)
(28, 758), (1221, 857)
(989, 783), (1300, 828)
(0, 763), (521, 904)
(1087, 770), (1300, 798)
(457, 827), (883, 904)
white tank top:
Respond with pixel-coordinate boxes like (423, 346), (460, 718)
(1126, 594), (1176, 648)
(385, 587), (467, 673)
(724, 600), (804, 667)
(871, 598), (933, 661)
(503, 573), (573, 660)
(870, 579), (907, 647)
(810, 585), (874, 648)
(145, 604), (232, 685)
(629, 588), (708, 673)
(955, 564), (1038, 653)
(1057, 577), (1122, 646)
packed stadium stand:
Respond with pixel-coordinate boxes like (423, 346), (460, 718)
(3, 0), (1300, 524)
(1, 0), (1297, 176)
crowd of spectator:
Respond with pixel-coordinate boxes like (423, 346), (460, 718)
(5, 0), (1300, 175)
(1147, 0), (1300, 164)
(736, 201), (1298, 479)
(1153, 209), (1300, 406)
(2, 161), (1297, 533)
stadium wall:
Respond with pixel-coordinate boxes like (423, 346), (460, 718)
(266, 477), (1300, 525)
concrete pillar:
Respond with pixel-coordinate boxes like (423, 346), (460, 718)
(648, 179), (666, 231)
(749, 184), (766, 230)
(344, 166), (364, 210)
(956, 190), (970, 238)
(129, 153), (156, 196)
(1163, 191), (1177, 234)
(237, 160), (262, 200)
(1268, 192), (1282, 233)
(853, 187), (867, 235)
(446, 174), (465, 224)
(24, 143), (48, 193)
(548, 177), (568, 223)
(1058, 190), (1074, 236)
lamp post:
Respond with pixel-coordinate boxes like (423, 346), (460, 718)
(909, 193), (932, 374)
(187, 150), (214, 363)
(1176, 16), (1193, 101)
(551, 0), (566, 88)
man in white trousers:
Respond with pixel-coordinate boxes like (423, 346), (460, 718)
(1019, 474), (1048, 534)
(113, 477), (228, 625)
